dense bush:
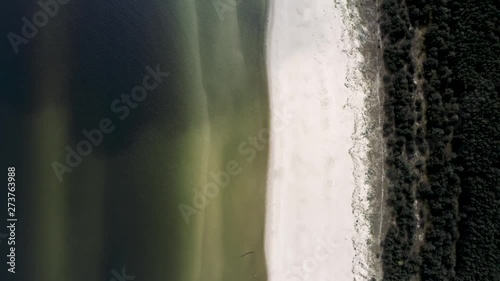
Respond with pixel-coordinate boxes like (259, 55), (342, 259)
(379, 0), (500, 280)
(378, 0), (420, 280)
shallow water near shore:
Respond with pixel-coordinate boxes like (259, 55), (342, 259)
(0, 0), (269, 280)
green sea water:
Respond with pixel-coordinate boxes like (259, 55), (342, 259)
(0, 0), (269, 280)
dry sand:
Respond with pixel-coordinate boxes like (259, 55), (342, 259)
(265, 0), (377, 280)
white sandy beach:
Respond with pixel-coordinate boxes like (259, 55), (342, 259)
(265, 0), (375, 280)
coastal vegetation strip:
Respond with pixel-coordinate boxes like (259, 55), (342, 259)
(379, 0), (499, 280)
